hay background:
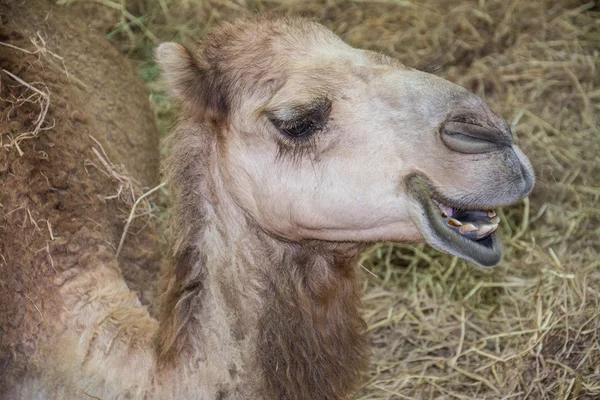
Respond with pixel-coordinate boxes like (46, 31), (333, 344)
(78, 0), (600, 398)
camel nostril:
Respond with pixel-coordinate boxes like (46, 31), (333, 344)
(440, 121), (513, 154)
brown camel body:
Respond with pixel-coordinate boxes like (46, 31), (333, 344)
(0, 0), (161, 397)
(1, 4), (534, 399)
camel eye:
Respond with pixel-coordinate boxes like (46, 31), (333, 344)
(281, 118), (316, 138)
(267, 99), (331, 139)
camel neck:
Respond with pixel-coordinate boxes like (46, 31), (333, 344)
(156, 204), (370, 399)
(154, 122), (369, 399)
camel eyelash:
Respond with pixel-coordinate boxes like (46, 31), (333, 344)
(275, 132), (319, 164)
(268, 98), (331, 132)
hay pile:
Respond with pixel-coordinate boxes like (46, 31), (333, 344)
(86, 0), (599, 398)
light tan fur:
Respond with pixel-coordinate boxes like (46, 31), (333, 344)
(2, 15), (533, 400)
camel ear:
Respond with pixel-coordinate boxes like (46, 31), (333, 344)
(154, 42), (228, 121)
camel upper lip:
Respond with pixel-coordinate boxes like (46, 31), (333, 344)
(406, 173), (504, 267)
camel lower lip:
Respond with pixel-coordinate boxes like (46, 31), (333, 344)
(407, 174), (503, 267)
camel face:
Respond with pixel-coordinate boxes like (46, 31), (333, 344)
(157, 18), (534, 267)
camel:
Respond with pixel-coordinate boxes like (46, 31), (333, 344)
(1, 10), (535, 400)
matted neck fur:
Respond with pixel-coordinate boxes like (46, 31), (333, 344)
(153, 16), (533, 399)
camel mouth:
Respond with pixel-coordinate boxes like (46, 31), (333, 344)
(407, 173), (504, 267)
(432, 200), (500, 241)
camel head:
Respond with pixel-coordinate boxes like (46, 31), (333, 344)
(156, 17), (534, 267)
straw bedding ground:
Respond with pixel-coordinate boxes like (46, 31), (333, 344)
(70, 0), (599, 398)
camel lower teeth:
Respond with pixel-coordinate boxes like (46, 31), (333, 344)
(477, 225), (494, 238)
(452, 222), (499, 239)
(437, 203), (501, 239)
(459, 224), (477, 233)
(448, 218), (462, 227)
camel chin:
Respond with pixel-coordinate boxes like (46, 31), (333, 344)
(408, 173), (509, 268)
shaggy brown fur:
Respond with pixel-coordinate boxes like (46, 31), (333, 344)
(257, 244), (369, 400)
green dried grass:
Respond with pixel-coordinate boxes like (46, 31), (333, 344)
(84, 0), (600, 398)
